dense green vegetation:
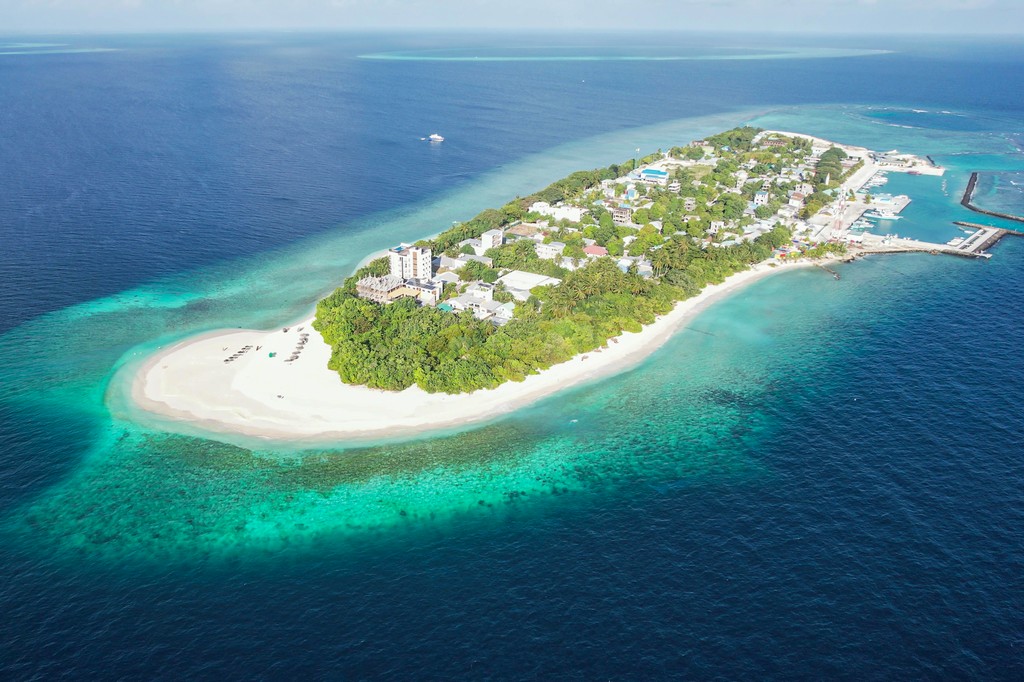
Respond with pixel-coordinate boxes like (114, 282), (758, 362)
(486, 239), (569, 278)
(314, 223), (795, 394)
(798, 146), (866, 218)
(430, 154), (657, 255)
(814, 146), (847, 185)
(313, 126), (848, 394)
(707, 126), (763, 153)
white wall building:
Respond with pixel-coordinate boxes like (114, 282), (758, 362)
(448, 295), (504, 321)
(530, 201), (587, 223)
(496, 271), (562, 301)
(480, 229), (504, 251)
(535, 241), (566, 260)
(388, 243), (432, 280)
(465, 282), (495, 301)
(404, 279), (442, 306)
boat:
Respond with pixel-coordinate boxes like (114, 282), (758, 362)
(865, 209), (902, 220)
(428, 133), (444, 142)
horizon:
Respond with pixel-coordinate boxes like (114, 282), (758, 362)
(4, 27), (1024, 41)
(3, 0), (1023, 36)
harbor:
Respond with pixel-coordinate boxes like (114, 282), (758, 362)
(809, 160), (1021, 261)
(844, 219), (1022, 261)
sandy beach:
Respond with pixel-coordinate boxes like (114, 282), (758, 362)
(128, 259), (815, 444)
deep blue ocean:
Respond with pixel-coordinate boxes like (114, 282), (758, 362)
(1, 33), (1024, 679)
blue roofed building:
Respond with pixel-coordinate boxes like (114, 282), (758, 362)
(639, 168), (669, 186)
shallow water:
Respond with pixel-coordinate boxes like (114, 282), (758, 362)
(2, 33), (1024, 678)
(973, 171), (1024, 217)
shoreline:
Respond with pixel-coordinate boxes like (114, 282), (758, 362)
(119, 124), (956, 447)
(126, 259), (818, 445)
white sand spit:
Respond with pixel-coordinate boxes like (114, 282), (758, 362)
(131, 261), (813, 443)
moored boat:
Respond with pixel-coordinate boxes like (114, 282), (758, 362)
(865, 209), (902, 220)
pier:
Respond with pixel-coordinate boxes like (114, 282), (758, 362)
(852, 233), (987, 259)
(849, 221), (1021, 261)
(953, 221), (1024, 251)
(833, 169), (1023, 261)
(961, 172), (1024, 225)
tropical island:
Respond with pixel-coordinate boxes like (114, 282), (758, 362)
(313, 126), (936, 394)
(128, 127), (954, 442)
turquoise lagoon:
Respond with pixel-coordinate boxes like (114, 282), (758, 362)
(2, 104), (1023, 565)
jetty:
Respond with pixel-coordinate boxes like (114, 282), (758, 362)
(836, 171), (1023, 260)
(961, 172), (1024, 225)
(853, 232), (982, 259)
(816, 264), (841, 279)
(848, 220), (1023, 260)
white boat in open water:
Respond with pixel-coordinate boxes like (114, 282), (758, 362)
(428, 133), (444, 142)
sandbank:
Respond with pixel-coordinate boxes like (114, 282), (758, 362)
(128, 259), (815, 445)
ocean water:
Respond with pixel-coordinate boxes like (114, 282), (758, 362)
(2, 33), (1024, 678)
(973, 171), (1024, 216)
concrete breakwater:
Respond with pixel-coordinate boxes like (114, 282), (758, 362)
(961, 172), (1024, 224)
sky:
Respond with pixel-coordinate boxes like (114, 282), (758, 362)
(1, 0), (1023, 35)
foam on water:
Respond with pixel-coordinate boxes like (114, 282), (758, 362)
(1, 32), (1024, 672)
(3, 104), (1023, 565)
(360, 47), (892, 62)
(971, 171), (1024, 217)
(2, 107), (779, 561)
(0, 48), (120, 56)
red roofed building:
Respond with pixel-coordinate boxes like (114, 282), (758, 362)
(583, 244), (609, 257)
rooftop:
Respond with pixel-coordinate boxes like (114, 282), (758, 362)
(496, 271), (562, 301)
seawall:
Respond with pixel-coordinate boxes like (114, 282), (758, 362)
(961, 172), (1024, 224)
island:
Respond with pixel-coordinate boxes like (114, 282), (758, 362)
(130, 127), (969, 443)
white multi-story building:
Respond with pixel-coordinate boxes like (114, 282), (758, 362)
(535, 241), (566, 260)
(388, 243), (432, 280)
(465, 282), (495, 301)
(404, 279), (442, 306)
(612, 206), (633, 225)
(480, 229), (504, 251)
(355, 275), (405, 304)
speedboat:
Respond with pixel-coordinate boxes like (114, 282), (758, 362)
(865, 209), (902, 220)
(428, 133), (444, 142)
